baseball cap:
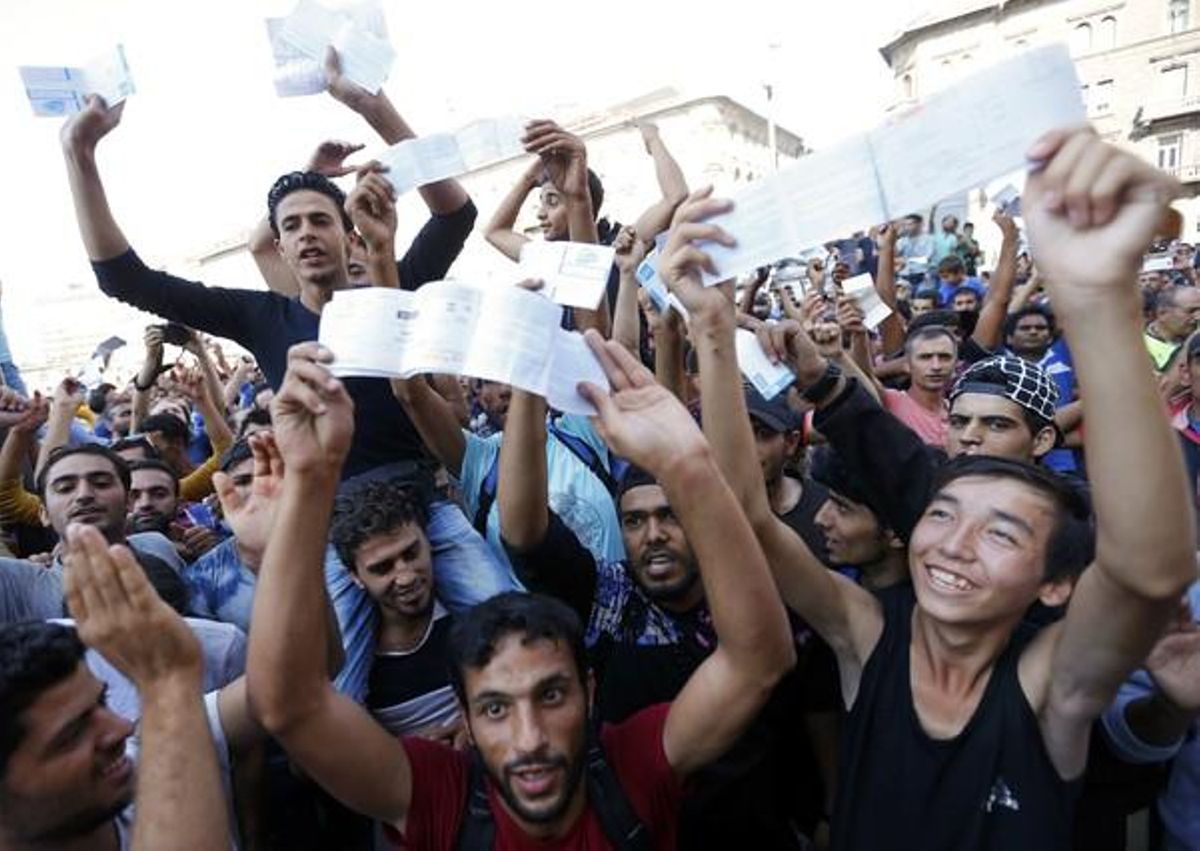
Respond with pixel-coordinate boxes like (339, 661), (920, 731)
(950, 356), (1060, 424)
(745, 385), (802, 433)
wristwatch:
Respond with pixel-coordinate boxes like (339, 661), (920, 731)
(800, 361), (843, 403)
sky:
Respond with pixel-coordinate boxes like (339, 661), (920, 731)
(0, 0), (914, 355)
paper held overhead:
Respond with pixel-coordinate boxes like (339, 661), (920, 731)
(317, 283), (609, 415)
(375, 116), (526, 195)
(735, 329), (795, 401)
(518, 241), (615, 310)
(842, 274), (893, 330)
(699, 44), (1084, 285)
(19, 45), (134, 116)
(273, 0), (394, 95)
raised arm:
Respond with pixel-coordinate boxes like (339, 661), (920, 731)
(36, 379), (86, 479)
(60, 96), (130, 262)
(1019, 129), (1197, 777)
(645, 293), (688, 402)
(630, 122), (689, 240)
(324, 48), (469, 216)
(496, 389), (549, 550)
(872, 224), (907, 355)
(247, 343), (412, 825)
(578, 332), (795, 780)
(63, 525), (230, 851)
(389, 377), (467, 476)
(658, 189), (885, 681)
(484, 160), (542, 262)
(971, 211), (1020, 350)
(344, 163), (400, 288)
(610, 226), (644, 352)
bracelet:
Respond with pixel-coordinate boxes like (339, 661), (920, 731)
(800, 361), (843, 404)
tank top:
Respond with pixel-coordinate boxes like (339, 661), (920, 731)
(831, 585), (1080, 850)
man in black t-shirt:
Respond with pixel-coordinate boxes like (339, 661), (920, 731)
(667, 130), (1195, 849)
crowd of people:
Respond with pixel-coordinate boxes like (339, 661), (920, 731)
(0, 46), (1198, 851)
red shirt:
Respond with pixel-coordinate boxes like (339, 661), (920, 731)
(883, 388), (948, 447)
(387, 703), (682, 850)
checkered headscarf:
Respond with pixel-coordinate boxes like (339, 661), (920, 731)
(950, 356), (1060, 423)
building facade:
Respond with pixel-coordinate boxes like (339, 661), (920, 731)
(879, 0), (1200, 239)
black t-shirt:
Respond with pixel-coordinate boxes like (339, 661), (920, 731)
(776, 475), (833, 566)
(92, 202), (476, 479)
(367, 611), (459, 737)
(832, 584), (1080, 850)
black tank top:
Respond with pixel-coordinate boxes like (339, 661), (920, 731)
(831, 585), (1081, 850)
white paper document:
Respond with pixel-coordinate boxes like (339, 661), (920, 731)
(273, 0), (394, 95)
(635, 251), (671, 314)
(519, 241), (615, 309)
(376, 116), (525, 195)
(700, 44), (1083, 284)
(19, 45), (134, 116)
(317, 283), (609, 415)
(735, 328), (795, 400)
(842, 274), (893, 330)
(1142, 254), (1175, 273)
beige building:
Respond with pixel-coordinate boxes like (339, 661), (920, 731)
(191, 89), (807, 286)
(879, 0), (1200, 240)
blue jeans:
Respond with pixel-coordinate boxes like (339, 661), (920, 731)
(1, 363), (27, 398)
(328, 497), (524, 700)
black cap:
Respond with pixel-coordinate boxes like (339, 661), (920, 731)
(744, 385), (801, 433)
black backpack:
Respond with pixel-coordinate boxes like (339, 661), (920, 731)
(454, 735), (651, 850)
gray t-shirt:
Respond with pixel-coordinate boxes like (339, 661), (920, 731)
(0, 532), (185, 624)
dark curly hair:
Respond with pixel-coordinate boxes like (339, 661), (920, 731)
(330, 478), (428, 571)
(0, 623), (86, 778)
(267, 171), (354, 237)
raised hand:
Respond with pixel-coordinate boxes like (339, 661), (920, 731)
(307, 140), (366, 178)
(270, 343), (354, 479)
(344, 162), (398, 253)
(992, 208), (1019, 241)
(213, 433), (284, 566)
(657, 186), (737, 321)
(1024, 128), (1182, 313)
(323, 46), (382, 112)
(522, 120), (590, 204)
(578, 330), (708, 473)
(51, 377), (85, 414)
(10, 391), (47, 433)
(63, 523), (202, 687)
(637, 121), (662, 155)
(742, 315), (828, 387)
(612, 225), (645, 274)
(1146, 601), (1200, 714)
(60, 94), (124, 154)
(835, 296), (868, 338)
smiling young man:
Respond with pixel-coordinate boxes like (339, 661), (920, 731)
(246, 340), (794, 849)
(663, 130), (1197, 848)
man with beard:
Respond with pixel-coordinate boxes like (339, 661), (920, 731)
(0, 445), (189, 624)
(1145, 285), (1200, 369)
(1003, 306), (1081, 474)
(329, 478), (461, 740)
(247, 340), (794, 850)
(879, 326), (956, 446)
(127, 459), (220, 563)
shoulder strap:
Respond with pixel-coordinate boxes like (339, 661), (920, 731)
(473, 456), (501, 535)
(547, 416), (622, 495)
(583, 735), (653, 851)
(455, 750), (495, 851)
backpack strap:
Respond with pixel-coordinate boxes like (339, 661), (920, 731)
(454, 737), (651, 851)
(455, 750), (496, 851)
(546, 416), (622, 496)
(473, 456), (502, 536)
(582, 735), (653, 851)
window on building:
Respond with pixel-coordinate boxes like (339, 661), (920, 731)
(1071, 22), (1093, 55)
(1099, 16), (1117, 47)
(1159, 134), (1182, 172)
(1170, 0), (1190, 33)
(1092, 79), (1114, 115)
(902, 73), (915, 99)
(1159, 64), (1189, 100)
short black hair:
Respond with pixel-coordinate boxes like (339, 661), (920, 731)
(0, 622), (86, 778)
(615, 464), (658, 506)
(87, 384), (115, 415)
(330, 479), (428, 571)
(929, 455), (1094, 582)
(267, 171), (354, 238)
(908, 309), (961, 335)
(949, 286), (980, 305)
(139, 413), (189, 445)
(128, 459), (180, 497)
(587, 169), (604, 217)
(36, 445), (131, 500)
(219, 438), (255, 474)
(904, 324), (958, 356)
(133, 551), (190, 615)
(905, 213), (923, 224)
(447, 592), (588, 705)
(937, 255), (965, 276)
(1005, 305), (1057, 340)
(111, 435), (160, 461)
(236, 408), (272, 438)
